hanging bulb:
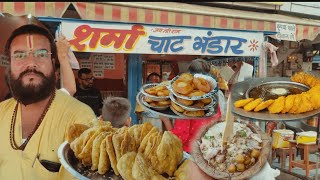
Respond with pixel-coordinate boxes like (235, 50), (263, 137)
(27, 13), (32, 24)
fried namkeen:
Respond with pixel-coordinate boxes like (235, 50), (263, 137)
(105, 134), (119, 175)
(117, 152), (137, 180)
(139, 127), (159, 154)
(156, 131), (183, 176)
(113, 130), (127, 161)
(157, 90), (170, 97)
(174, 159), (190, 180)
(296, 93), (313, 113)
(90, 120), (112, 127)
(177, 97), (194, 106)
(132, 153), (166, 180)
(200, 98), (212, 105)
(187, 90), (205, 97)
(171, 101), (185, 113)
(234, 98), (254, 108)
(268, 96), (285, 114)
(281, 95), (295, 114)
(288, 95), (302, 113)
(98, 138), (110, 175)
(178, 73), (194, 83)
(172, 79), (194, 95)
(140, 122), (154, 143)
(183, 110), (205, 117)
(91, 132), (109, 171)
(157, 100), (171, 106)
(128, 125), (142, 151)
(193, 77), (211, 93)
(66, 124), (89, 143)
(70, 127), (98, 158)
(254, 99), (274, 112)
(193, 101), (205, 108)
(244, 98), (263, 112)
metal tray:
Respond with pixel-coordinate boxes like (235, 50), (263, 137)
(137, 92), (218, 120)
(140, 83), (170, 101)
(168, 73), (218, 100)
(58, 141), (191, 180)
(231, 77), (320, 121)
(141, 95), (170, 111)
(245, 81), (309, 100)
(169, 92), (216, 111)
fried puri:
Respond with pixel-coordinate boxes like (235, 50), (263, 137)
(268, 96), (285, 114)
(177, 97), (194, 106)
(234, 98), (254, 108)
(171, 101), (185, 113)
(183, 110), (205, 117)
(243, 98), (263, 112)
(254, 99), (274, 112)
(172, 79), (194, 95)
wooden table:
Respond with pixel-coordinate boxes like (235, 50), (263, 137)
(288, 140), (320, 177)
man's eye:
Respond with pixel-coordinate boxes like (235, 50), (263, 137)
(36, 52), (47, 58)
(14, 53), (27, 59)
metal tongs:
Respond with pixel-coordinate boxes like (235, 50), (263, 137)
(222, 94), (235, 151)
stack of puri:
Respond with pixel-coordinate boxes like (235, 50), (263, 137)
(67, 121), (185, 179)
(170, 96), (212, 117)
(143, 84), (171, 110)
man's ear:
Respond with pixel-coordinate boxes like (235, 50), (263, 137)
(125, 117), (132, 127)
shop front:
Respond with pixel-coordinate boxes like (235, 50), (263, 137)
(57, 19), (266, 124)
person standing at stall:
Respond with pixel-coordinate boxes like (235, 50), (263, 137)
(74, 68), (103, 116)
(0, 17), (96, 179)
(160, 58), (223, 153)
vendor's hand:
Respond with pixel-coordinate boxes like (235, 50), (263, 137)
(56, 35), (70, 61)
(188, 160), (213, 180)
(159, 115), (173, 131)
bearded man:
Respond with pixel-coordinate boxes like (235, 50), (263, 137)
(0, 17), (95, 179)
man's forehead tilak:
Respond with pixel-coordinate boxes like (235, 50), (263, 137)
(26, 34), (34, 51)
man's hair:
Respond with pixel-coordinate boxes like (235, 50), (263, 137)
(4, 24), (58, 68)
(102, 97), (131, 128)
(188, 58), (210, 74)
(78, 68), (92, 78)
(146, 72), (161, 82)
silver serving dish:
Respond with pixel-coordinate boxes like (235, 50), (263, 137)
(140, 83), (170, 101)
(141, 95), (170, 111)
(169, 92), (216, 111)
(168, 73), (218, 100)
(170, 101), (217, 118)
(231, 77), (320, 121)
(58, 141), (191, 179)
(245, 81), (309, 100)
(136, 92), (218, 120)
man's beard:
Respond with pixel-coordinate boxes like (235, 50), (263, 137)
(9, 68), (56, 105)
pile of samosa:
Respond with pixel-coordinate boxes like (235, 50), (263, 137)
(234, 72), (320, 114)
(67, 121), (187, 180)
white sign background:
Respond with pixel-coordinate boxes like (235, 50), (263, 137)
(61, 21), (264, 57)
(276, 22), (296, 41)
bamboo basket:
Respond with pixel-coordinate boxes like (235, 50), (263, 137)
(192, 118), (271, 180)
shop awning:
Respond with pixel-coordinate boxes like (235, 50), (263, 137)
(72, 2), (320, 41)
(0, 2), (70, 18)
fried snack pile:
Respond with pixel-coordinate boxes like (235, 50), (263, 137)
(291, 72), (320, 88)
(145, 85), (170, 97)
(200, 122), (262, 173)
(172, 73), (212, 96)
(234, 72), (320, 114)
(170, 97), (212, 117)
(143, 96), (171, 107)
(67, 121), (184, 179)
(210, 67), (229, 91)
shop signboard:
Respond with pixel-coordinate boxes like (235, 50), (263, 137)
(61, 21), (264, 56)
(275, 22), (296, 41)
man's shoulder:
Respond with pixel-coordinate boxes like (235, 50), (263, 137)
(0, 98), (15, 109)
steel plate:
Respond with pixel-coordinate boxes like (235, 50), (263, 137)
(58, 141), (191, 179)
(231, 77), (320, 121)
(137, 92), (218, 120)
(141, 95), (170, 111)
